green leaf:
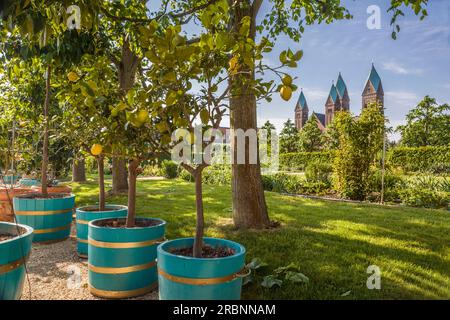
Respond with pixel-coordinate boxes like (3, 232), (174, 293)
(261, 275), (282, 288)
(200, 109), (209, 124)
(274, 263), (300, 274)
(246, 258), (268, 270)
(285, 271), (309, 284)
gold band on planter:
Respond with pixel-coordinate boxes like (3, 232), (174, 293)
(89, 261), (157, 275)
(88, 237), (165, 249)
(0, 254), (30, 275)
(77, 219), (89, 225)
(34, 223), (71, 234)
(89, 282), (157, 299)
(158, 268), (246, 286)
(77, 238), (88, 244)
(15, 209), (73, 216)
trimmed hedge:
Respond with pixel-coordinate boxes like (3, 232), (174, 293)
(280, 152), (333, 171)
(388, 146), (450, 173)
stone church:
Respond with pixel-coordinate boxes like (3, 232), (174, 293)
(294, 64), (384, 132)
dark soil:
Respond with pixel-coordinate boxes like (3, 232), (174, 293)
(0, 233), (15, 242)
(93, 218), (162, 228)
(81, 206), (123, 212)
(17, 193), (71, 200)
(170, 245), (236, 258)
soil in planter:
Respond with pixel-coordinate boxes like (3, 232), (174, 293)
(82, 206), (123, 212)
(0, 227), (25, 242)
(170, 245), (236, 258)
(18, 193), (71, 200)
(93, 218), (162, 228)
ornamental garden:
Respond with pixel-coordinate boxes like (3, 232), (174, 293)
(0, 1), (448, 301)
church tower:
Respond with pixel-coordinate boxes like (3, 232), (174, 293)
(295, 90), (309, 130)
(362, 63), (384, 110)
(336, 72), (350, 111)
(325, 82), (340, 126)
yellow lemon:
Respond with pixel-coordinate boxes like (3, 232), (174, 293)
(67, 71), (79, 82)
(282, 75), (293, 86)
(280, 86), (293, 101)
(229, 56), (239, 75)
(137, 110), (149, 123)
(91, 144), (103, 156)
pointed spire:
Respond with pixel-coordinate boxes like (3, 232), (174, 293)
(366, 63), (382, 92)
(328, 82), (338, 103)
(298, 90), (308, 109)
(336, 72), (348, 99)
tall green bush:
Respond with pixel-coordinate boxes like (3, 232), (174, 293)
(280, 152), (332, 171)
(332, 106), (385, 200)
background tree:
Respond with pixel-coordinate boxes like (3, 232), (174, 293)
(333, 105), (385, 200)
(397, 96), (450, 147)
(280, 119), (299, 154)
(298, 117), (323, 152)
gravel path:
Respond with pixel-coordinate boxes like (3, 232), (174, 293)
(21, 223), (159, 300)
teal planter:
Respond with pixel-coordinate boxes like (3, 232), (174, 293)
(0, 222), (33, 300)
(18, 179), (40, 187)
(2, 175), (20, 185)
(76, 205), (128, 258)
(157, 238), (246, 300)
(88, 218), (166, 299)
(13, 194), (75, 243)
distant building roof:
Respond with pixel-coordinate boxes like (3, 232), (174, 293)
(313, 112), (326, 127)
(336, 73), (347, 98)
(366, 64), (382, 92)
(328, 84), (339, 103)
(298, 91), (308, 109)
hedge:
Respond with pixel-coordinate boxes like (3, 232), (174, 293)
(388, 146), (450, 173)
(279, 152), (333, 171)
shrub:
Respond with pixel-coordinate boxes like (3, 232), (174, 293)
(202, 165), (231, 186)
(305, 161), (333, 185)
(279, 152), (333, 171)
(388, 146), (450, 173)
(399, 188), (449, 209)
(262, 173), (330, 195)
(160, 160), (179, 179)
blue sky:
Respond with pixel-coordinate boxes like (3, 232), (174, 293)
(247, 0), (450, 139)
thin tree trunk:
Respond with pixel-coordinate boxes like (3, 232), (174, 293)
(126, 159), (139, 228)
(193, 169), (204, 258)
(229, 0), (270, 229)
(97, 156), (106, 211)
(72, 157), (86, 182)
(41, 65), (51, 197)
(112, 157), (128, 193)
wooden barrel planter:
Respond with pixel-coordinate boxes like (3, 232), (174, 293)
(2, 175), (20, 186)
(0, 222), (33, 300)
(0, 187), (33, 222)
(157, 237), (247, 300)
(88, 218), (166, 299)
(13, 193), (75, 243)
(18, 179), (40, 187)
(76, 205), (128, 258)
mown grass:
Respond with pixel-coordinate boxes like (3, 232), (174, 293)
(70, 176), (450, 300)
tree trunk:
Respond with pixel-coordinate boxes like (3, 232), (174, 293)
(125, 159), (139, 228)
(112, 157), (128, 193)
(41, 65), (51, 197)
(72, 157), (86, 182)
(97, 156), (106, 211)
(229, 1), (271, 229)
(193, 169), (204, 258)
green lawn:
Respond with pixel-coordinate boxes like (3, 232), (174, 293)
(70, 177), (450, 300)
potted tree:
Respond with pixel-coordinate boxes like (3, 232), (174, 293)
(2, 4), (96, 243)
(59, 56), (128, 258)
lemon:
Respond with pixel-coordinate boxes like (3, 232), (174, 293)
(91, 144), (103, 156)
(282, 75), (293, 86)
(137, 110), (149, 123)
(67, 71), (79, 82)
(229, 56), (239, 75)
(280, 86), (293, 101)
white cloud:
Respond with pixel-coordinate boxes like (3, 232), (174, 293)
(385, 91), (420, 106)
(382, 61), (423, 75)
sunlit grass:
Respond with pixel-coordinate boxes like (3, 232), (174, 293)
(69, 177), (450, 300)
